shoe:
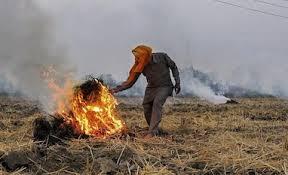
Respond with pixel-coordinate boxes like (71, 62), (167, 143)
(152, 130), (159, 136)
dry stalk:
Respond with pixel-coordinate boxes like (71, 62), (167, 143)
(117, 144), (127, 165)
(46, 166), (69, 175)
(27, 158), (49, 173)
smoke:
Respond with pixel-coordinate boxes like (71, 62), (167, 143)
(1, 0), (288, 107)
(0, 76), (16, 94)
(36, 0), (288, 99)
(224, 64), (288, 97)
(0, 1), (74, 110)
(182, 78), (229, 104)
(179, 67), (230, 104)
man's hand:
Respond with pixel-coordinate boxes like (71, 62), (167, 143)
(109, 85), (123, 94)
(174, 83), (181, 94)
(109, 72), (141, 95)
(109, 86), (119, 94)
(109, 88), (117, 94)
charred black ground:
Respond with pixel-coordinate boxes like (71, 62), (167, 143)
(32, 116), (87, 145)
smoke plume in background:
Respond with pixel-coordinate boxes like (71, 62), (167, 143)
(1, 0), (288, 105)
(180, 68), (229, 104)
(0, 1), (74, 111)
(182, 79), (229, 105)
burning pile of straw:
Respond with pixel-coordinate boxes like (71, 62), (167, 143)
(34, 75), (126, 143)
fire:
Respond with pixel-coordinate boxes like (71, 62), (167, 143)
(70, 82), (125, 137)
(42, 66), (126, 138)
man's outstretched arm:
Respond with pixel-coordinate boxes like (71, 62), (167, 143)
(164, 53), (181, 94)
(110, 72), (141, 93)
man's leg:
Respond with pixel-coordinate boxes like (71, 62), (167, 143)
(143, 102), (153, 126)
(143, 88), (155, 127)
(149, 87), (172, 135)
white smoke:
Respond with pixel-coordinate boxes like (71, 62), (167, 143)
(0, 76), (16, 94)
(0, 1), (74, 110)
(181, 77), (230, 104)
(178, 67), (230, 104)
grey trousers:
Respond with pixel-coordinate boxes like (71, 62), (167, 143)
(142, 86), (173, 134)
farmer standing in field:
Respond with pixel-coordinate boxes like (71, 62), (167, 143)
(110, 45), (181, 137)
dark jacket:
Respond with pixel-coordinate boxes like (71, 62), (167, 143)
(143, 52), (180, 88)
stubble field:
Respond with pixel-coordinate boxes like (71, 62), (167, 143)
(0, 94), (288, 174)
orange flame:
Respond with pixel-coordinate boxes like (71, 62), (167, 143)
(42, 66), (126, 138)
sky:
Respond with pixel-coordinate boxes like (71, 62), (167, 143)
(34, 0), (288, 82)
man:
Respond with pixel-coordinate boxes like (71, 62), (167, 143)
(110, 45), (180, 137)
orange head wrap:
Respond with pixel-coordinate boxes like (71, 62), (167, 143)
(132, 45), (152, 57)
(130, 45), (152, 73)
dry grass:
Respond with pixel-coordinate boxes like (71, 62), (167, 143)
(0, 95), (288, 174)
